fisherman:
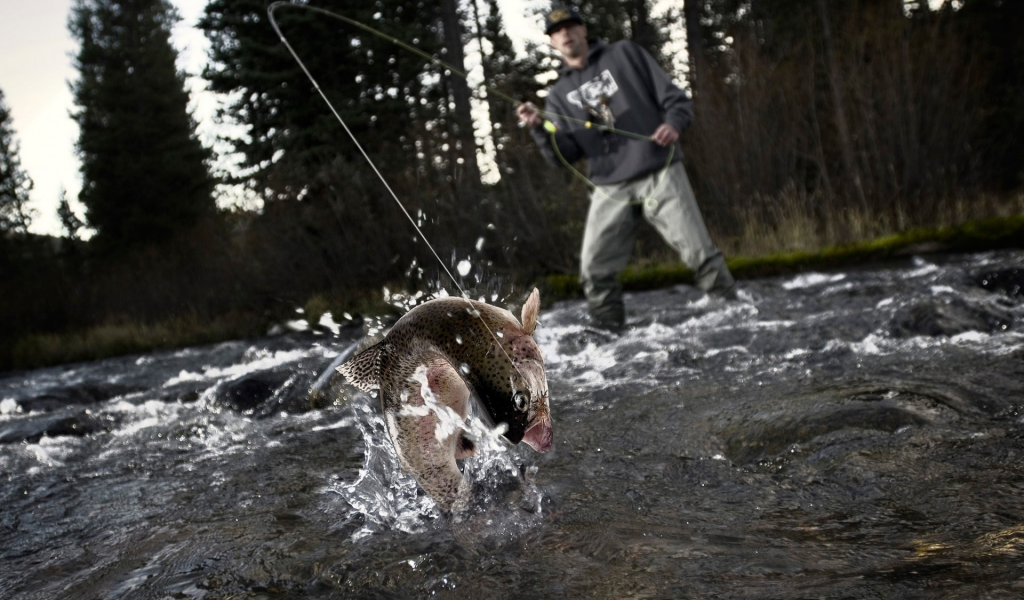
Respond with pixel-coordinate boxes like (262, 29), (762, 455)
(517, 6), (736, 331)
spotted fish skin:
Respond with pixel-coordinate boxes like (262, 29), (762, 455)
(338, 289), (551, 514)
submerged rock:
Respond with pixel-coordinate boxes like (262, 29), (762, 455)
(0, 408), (106, 444)
(891, 298), (1012, 338)
(19, 382), (140, 413)
(976, 268), (1023, 298)
(721, 401), (929, 464)
(214, 371), (313, 418)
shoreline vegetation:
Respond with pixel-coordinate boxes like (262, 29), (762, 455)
(4, 3), (1022, 375)
(6, 210), (1022, 373)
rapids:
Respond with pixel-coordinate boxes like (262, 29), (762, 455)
(1, 250), (1023, 598)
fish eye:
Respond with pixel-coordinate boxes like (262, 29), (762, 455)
(513, 391), (528, 412)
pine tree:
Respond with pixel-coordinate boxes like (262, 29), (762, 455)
(0, 88), (34, 235)
(70, 0), (214, 250)
(199, 0), (448, 200)
(57, 187), (85, 240)
(569, 0), (672, 66)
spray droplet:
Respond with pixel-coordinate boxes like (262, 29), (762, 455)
(475, 237), (485, 252)
(457, 260), (471, 277)
(496, 331), (504, 338)
(459, 363), (471, 375)
(455, 334), (463, 345)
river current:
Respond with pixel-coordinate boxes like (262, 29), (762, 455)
(2, 250), (1023, 599)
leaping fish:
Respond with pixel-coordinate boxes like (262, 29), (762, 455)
(338, 288), (552, 517)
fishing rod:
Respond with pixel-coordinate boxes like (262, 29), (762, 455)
(265, 2), (674, 295)
(267, 1), (529, 379)
(265, 2), (670, 199)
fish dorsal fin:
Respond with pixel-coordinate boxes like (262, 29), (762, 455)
(337, 341), (382, 392)
(521, 288), (540, 335)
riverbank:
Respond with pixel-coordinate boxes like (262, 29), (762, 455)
(544, 213), (1024, 300)
(5, 213), (1023, 372)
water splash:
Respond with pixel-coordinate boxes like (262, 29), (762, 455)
(330, 392), (543, 545)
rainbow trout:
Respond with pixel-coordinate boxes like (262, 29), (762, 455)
(338, 288), (552, 516)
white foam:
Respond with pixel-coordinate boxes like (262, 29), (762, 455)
(782, 273), (846, 290)
(318, 312), (342, 335)
(163, 349), (307, 387)
(311, 416), (358, 432)
(849, 334), (886, 355)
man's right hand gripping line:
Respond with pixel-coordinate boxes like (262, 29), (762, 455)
(515, 101), (676, 207)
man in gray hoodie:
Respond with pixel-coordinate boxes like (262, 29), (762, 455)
(517, 6), (735, 330)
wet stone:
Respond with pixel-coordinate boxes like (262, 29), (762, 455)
(721, 402), (929, 465)
(0, 408), (106, 444)
(891, 298), (1012, 338)
(214, 372), (308, 418)
(976, 268), (1024, 298)
(19, 382), (140, 413)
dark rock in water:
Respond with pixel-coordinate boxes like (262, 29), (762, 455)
(558, 327), (619, 355)
(891, 298), (1012, 338)
(0, 408), (106, 444)
(214, 371), (313, 418)
(19, 382), (140, 413)
(721, 402), (929, 464)
(976, 268), (1023, 298)
(216, 373), (290, 415)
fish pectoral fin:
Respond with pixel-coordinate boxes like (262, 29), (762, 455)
(419, 357), (471, 418)
(337, 340), (383, 393)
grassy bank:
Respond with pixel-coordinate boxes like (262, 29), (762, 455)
(4, 213), (1023, 373)
(5, 312), (268, 373)
(541, 213), (1024, 301)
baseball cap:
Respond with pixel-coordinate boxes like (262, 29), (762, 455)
(544, 6), (584, 35)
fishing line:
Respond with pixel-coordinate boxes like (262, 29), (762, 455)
(544, 121), (675, 207)
(265, 2), (674, 357)
(265, 2), (665, 184)
(267, 1), (529, 381)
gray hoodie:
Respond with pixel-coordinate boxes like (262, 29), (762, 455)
(530, 39), (693, 185)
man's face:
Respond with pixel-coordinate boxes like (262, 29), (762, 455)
(548, 22), (588, 61)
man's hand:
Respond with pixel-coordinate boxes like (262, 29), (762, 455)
(517, 102), (542, 128)
(651, 123), (679, 147)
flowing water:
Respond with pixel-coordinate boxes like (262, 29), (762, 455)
(2, 250), (1023, 599)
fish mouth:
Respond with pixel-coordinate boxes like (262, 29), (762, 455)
(522, 418), (553, 452)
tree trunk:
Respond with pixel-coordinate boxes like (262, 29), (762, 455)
(439, 0), (481, 192)
(683, 0), (706, 100)
(816, 0), (868, 211)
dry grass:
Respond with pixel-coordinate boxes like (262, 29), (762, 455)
(9, 312), (265, 371)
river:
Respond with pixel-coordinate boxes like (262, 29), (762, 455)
(1, 250), (1022, 598)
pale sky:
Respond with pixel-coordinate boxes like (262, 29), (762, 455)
(0, 0), (549, 237)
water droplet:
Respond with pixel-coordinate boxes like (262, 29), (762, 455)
(455, 334), (463, 345)
(457, 260), (472, 277)
(459, 363), (471, 375)
(496, 331), (504, 338)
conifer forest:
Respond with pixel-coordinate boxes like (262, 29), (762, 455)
(1, 0), (1022, 369)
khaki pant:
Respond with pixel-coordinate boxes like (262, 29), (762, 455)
(580, 162), (734, 325)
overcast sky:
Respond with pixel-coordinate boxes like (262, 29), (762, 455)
(0, 0), (549, 237)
